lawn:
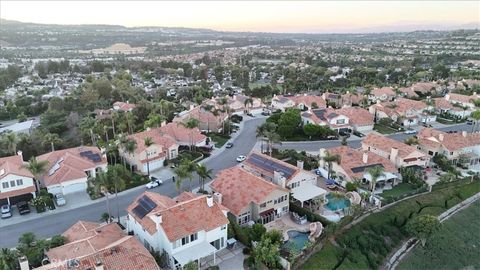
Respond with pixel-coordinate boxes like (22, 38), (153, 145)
(208, 133), (230, 147)
(300, 180), (480, 269)
(397, 201), (480, 270)
(380, 183), (420, 199)
(374, 124), (399, 134)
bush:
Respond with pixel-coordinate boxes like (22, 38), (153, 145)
(346, 182), (358, 192)
(289, 202), (331, 227)
(228, 216), (251, 247)
(243, 247), (251, 255)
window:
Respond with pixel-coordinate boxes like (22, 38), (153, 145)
(10, 181), (16, 187)
(190, 232), (198, 242)
(337, 119), (345, 125)
(181, 236), (190, 245)
(291, 182), (300, 188)
(221, 225), (226, 230)
(16, 179), (23, 186)
(260, 202), (266, 208)
(2, 182), (8, 189)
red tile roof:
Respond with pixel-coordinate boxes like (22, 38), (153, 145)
(159, 122), (207, 145)
(371, 87), (395, 97)
(0, 155), (33, 180)
(335, 107), (373, 126)
(210, 166), (289, 216)
(128, 128), (177, 155)
(362, 133), (424, 159)
(418, 128), (480, 152)
(127, 191), (228, 241)
(113, 101), (136, 112)
(0, 185), (35, 200)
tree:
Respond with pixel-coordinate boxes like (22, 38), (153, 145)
(124, 139), (137, 172)
(144, 113), (164, 129)
(256, 122), (280, 156)
(277, 109), (301, 139)
(25, 157), (49, 193)
(178, 118), (200, 151)
(406, 214), (441, 246)
(144, 137), (154, 177)
(252, 235), (280, 268)
(3, 132), (18, 155)
(174, 164), (190, 192)
(341, 136), (348, 146)
(471, 110), (480, 132)
(183, 261), (197, 270)
(196, 164), (213, 192)
(366, 165), (385, 194)
(0, 248), (18, 270)
(100, 212), (113, 223)
(43, 132), (62, 152)
(17, 112), (27, 123)
(244, 97), (253, 114)
(249, 223), (266, 242)
(323, 151), (341, 179)
(95, 172), (112, 222)
(303, 123), (318, 139)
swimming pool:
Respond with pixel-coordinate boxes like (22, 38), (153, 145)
(282, 230), (309, 253)
(325, 193), (351, 211)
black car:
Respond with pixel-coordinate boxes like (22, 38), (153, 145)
(17, 201), (31, 215)
(338, 131), (350, 138)
(225, 142), (234, 148)
(466, 120), (473, 125)
(352, 130), (365, 137)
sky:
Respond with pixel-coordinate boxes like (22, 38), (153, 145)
(1, 1), (479, 33)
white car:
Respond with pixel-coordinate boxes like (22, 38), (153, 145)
(146, 177), (164, 189)
(404, 129), (417, 134)
(1, 204), (12, 219)
(54, 193), (66, 206)
(236, 155), (247, 162)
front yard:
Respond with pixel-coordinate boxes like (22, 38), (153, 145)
(373, 124), (400, 134)
(208, 133), (231, 147)
(398, 200), (480, 270)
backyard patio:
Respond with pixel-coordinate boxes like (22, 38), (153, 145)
(264, 213), (311, 241)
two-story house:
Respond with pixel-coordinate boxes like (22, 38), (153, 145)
(369, 97), (435, 126)
(126, 191), (229, 269)
(0, 153), (36, 205)
(320, 146), (399, 193)
(301, 108), (350, 132)
(37, 146), (108, 195)
(368, 87), (396, 103)
(241, 152), (327, 208)
(158, 122), (208, 147)
(119, 129), (179, 174)
(210, 166), (290, 225)
(445, 92), (479, 110)
(173, 105), (228, 133)
(271, 94), (326, 112)
(361, 133), (430, 168)
(417, 128), (480, 167)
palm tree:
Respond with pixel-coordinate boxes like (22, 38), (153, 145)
(471, 110), (480, 132)
(178, 118), (200, 151)
(196, 164), (213, 192)
(0, 248), (18, 270)
(181, 159), (197, 191)
(95, 171), (111, 222)
(106, 143), (118, 165)
(256, 122), (280, 156)
(143, 137), (154, 177)
(174, 165), (189, 192)
(43, 133), (62, 152)
(3, 132), (18, 155)
(323, 152), (341, 180)
(124, 139), (137, 172)
(24, 157), (49, 193)
(366, 165), (385, 195)
(116, 133), (128, 167)
(244, 97), (253, 114)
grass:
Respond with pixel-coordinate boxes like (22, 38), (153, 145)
(397, 201), (480, 270)
(374, 124), (399, 134)
(208, 133), (230, 147)
(300, 180), (480, 269)
(436, 117), (466, 125)
(381, 183), (420, 199)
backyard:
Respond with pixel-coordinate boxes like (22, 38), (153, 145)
(397, 200), (480, 270)
(301, 180), (480, 270)
(380, 183), (422, 200)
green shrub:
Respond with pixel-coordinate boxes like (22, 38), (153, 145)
(346, 182), (357, 192)
(289, 202), (331, 227)
(228, 216), (251, 247)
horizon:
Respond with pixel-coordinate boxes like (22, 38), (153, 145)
(1, 1), (478, 34)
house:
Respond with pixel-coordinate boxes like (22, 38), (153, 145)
(119, 129), (179, 174)
(0, 153), (36, 205)
(113, 101), (136, 112)
(445, 92), (479, 110)
(340, 92), (366, 107)
(36, 221), (159, 270)
(368, 87), (396, 102)
(322, 92), (342, 108)
(410, 82), (441, 95)
(301, 108), (350, 132)
(126, 191), (229, 269)
(361, 133), (430, 168)
(159, 122), (208, 147)
(271, 94), (326, 112)
(242, 152), (326, 207)
(218, 95), (264, 115)
(417, 128), (480, 167)
(335, 107), (374, 132)
(433, 97), (470, 118)
(320, 146), (399, 193)
(0, 120), (34, 135)
(398, 87), (419, 98)
(369, 97), (434, 126)
(173, 105), (228, 133)
(37, 146), (108, 195)
(210, 166), (290, 225)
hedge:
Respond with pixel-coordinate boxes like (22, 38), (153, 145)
(289, 202), (331, 227)
(227, 216), (251, 247)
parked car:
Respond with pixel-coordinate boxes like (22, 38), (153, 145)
(146, 176), (163, 189)
(236, 155), (246, 162)
(261, 111), (270, 116)
(17, 201), (31, 215)
(422, 122), (432, 127)
(54, 193), (66, 206)
(1, 204), (12, 219)
(404, 129), (417, 134)
(466, 119), (473, 125)
(225, 142), (234, 148)
(352, 130), (365, 137)
(325, 135), (338, 140)
(338, 131), (350, 138)
(447, 130), (458, 133)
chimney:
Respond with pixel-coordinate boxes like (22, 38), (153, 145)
(304, 93), (307, 96)
(160, 120), (166, 127)
(146, 127), (151, 131)
(19, 256), (29, 270)
(362, 151), (369, 164)
(376, 100), (381, 104)
(95, 261), (104, 270)
(189, 104), (195, 110)
(213, 192), (222, 205)
(206, 195), (214, 207)
(390, 147), (399, 163)
(17, 150), (23, 161)
(149, 213), (163, 231)
(296, 160), (304, 170)
(439, 133), (444, 141)
(273, 171), (286, 188)
(462, 131), (467, 137)
(445, 94), (450, 101)
(233, 95), (237, 100)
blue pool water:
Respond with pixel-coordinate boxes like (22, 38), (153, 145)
(282, 230), (309, 252)
(325, 193), (351, 211)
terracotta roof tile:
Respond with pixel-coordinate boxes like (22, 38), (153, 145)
(159, 122), (207, 145)
(362, 133), (424, 159)
(0, 155), (33, 180)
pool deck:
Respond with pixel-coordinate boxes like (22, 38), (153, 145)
(264, 214), (311, 241)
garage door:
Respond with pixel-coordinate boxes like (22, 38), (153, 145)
(144, 159), (164, 173)
(62, 182), (87, 194)
(48, 185), (63, 195)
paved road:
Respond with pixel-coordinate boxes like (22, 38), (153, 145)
(278, 123), (473, 153)
(0, 117), (266, 248)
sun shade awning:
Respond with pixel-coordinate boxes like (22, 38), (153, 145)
(172, 241), (217, 266)
(292, 184), (327, 203)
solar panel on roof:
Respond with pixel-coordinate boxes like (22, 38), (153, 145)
(132, 195), (157, 218)
(351, 163), (384, 173)
(247, 153), (296, 179)
(79, 151), (93, 157)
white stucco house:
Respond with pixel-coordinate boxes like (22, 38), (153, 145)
(0, 153), (36, 205)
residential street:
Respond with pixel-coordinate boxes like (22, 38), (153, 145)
(0, 120), (472, 248)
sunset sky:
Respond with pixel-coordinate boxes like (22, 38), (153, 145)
(1, 1), (478, 33)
